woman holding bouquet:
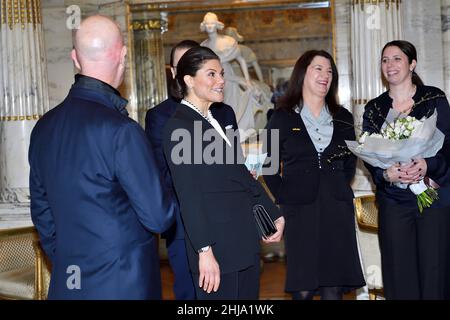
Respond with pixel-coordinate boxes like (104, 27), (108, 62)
(363, 40), (450, 299)
(263, 50), (365, 300)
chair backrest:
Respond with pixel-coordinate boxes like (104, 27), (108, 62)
(354, 195), (379, 232)
(354, 195), (384, 296)
(0, 227), (51, 300)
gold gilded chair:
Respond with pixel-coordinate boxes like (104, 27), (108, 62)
(354, 195), (378, 232)
(0, 227), (51, 300)
(354, 195), (384, 300)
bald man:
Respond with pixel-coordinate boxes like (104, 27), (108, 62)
(29, 15), (175, 299)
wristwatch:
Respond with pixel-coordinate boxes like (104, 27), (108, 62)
(197, 246), (211, 253)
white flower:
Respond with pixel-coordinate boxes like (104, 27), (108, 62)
(360, 114), (422, 144)
(358, 131), (369, 144)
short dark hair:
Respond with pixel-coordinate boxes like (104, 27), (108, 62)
(277, 50), (341, 116)
(170, 46), (220, 100)
(381, 40), (424, 86)
(169, 40), (200, 67)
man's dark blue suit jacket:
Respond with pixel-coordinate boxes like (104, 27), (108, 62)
(29, 75), (175, 299)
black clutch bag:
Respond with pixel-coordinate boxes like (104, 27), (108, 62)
(253, 204), (277, 239)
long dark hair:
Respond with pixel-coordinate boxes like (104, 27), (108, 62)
(381, 40), (424, 86)
(277, 50), (340, 116)
(170, 46), (220, 100)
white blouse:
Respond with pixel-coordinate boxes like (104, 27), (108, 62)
(181, 100), (231, 147)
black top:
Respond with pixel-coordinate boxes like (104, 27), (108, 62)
(162, 103), (280, 274)
(363, 85), (450, 207)
(144, 97), (238, 240)
(263, 107), (357, 205)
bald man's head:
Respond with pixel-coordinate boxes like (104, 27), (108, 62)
(71, 15), (127, 88)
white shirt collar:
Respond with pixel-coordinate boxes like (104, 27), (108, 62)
(181, 100), (231, 147)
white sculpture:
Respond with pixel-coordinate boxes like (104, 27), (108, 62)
(224, 27), (264, 83)
(200, 12), (273, 141)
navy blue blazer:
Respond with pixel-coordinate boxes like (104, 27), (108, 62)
(29, 75), (175, 299)
(145, 97), (238, 241)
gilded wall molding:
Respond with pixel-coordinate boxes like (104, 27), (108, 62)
(129, 18), (167, 32)
(330, 0), (336, 59)
(352, 99), (369, 105)
(0, 0), (41, 30)
(0, 115), (41, 121)
(1, 0), (5, 25)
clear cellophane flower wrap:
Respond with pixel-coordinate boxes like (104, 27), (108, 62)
(346, 109), (445, 212)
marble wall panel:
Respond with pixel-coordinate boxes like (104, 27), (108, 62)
(0, 204), (32, 229)
(333, 0), (352, 109)
(42, 6), (75, 108)
(41, 1), (135, 118)
(403, 0), (444, 89)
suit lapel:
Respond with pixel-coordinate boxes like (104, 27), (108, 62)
(294, 110), (344, 155)
(177, 104), (236, 157)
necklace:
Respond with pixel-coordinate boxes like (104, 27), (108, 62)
(389, 84), (416, 101)
(182, 99), (212, 123)
(390, 85), (416, 114)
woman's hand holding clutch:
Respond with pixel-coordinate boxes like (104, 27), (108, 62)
(262, 216), (285, 243)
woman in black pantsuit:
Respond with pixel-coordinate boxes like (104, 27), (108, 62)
(363, 40), (450, 300)
(263, 50), (365, 300)
(162, 46), (285, 300)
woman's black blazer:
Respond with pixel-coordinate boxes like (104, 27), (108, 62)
(263, 107), (357, 205)
(162, 104), (280, 274)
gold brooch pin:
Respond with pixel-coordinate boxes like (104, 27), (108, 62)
(292, 128), (301, 131)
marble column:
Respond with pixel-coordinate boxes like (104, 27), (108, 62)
(41, 1), (78, 109)
(442, 0), (450, 96)
(350, 0), (403, 192)
(403, 0), (444, 89)
(332, 0), (352, 110)
(0, 0), (50, 205)
(128, 11), (168, 127)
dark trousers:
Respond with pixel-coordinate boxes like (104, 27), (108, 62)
(166, 238), (196, 300)
(194, 254), (260, 300)
(378, 202), (450, 300)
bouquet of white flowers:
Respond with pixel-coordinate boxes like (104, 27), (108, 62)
(346, 109), (445, 213)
